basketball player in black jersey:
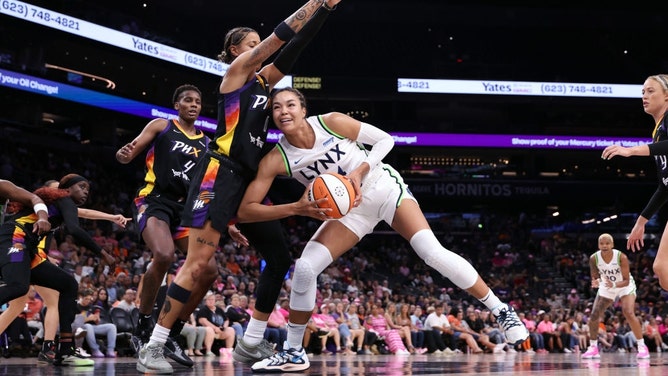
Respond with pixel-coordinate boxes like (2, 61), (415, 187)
(116, 84), (220, 367)
(1, 174), (114, 367)
(136, 1), (342, 373)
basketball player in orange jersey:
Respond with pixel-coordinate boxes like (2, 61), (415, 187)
(237, 88), (529, 372)
(137, 1), (342, 373)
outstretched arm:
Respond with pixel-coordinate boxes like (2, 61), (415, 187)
(116, 118), (168, 164)
(77, 208), (131, 228)
(261, 0), (341, 87)
(0, 180), (50, 234)
(221, 0), (340, 93)
(56, 198), (114, 264)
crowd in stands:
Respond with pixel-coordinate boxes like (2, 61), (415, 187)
(2, 137), (668, 359)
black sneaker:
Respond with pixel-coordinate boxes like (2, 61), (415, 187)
(164, 336), (193, 368)
(38, 341), (56, 364)
(130, 334), (146, 355)
(37, 349), (56, 364)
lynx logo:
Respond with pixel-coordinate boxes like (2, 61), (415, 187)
(297, 144), (347, 180)
(249, 133), (264, 148)
(192, 190), (214, 210)
(250, 95), (269, 110)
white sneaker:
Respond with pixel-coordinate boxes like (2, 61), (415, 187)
(251, 343), (309, 373)
(494, 305), (529, 346)
(395, 349), (410, 355)
(137, 343), (173, 374)
(232, 338), (275, 365)
(75, 347), (91, 358)
(493, 343), (506, 354)
(74, 327), (87, 339)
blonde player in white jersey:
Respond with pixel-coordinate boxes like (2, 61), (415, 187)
(237, 87), (528, 372)
(581, 233), (649, 359)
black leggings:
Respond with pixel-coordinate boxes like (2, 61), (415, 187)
(30, 261), (78, 334)
(1, 223), (78, 336)
(237, 220), (291, 314)
(0, 222), (38, 304)
(0, 246), (78, 334)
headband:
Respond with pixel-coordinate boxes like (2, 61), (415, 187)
(59, 175), (88, 189)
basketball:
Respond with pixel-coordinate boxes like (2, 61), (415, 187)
(308, 172), (355, 219)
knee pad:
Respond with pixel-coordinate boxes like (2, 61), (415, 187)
(409, 229), (478, 289)
(290, 241), (333, 312)
(292, 258), (316, 295)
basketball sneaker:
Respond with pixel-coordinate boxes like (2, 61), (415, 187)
(54, 347), (95, 367)
(164, 336), (193, 367)
(37, 340), (56, 364)
(251, 343), (309, 373)
(131, 314), (154, 354)
(232, 338), (275, 365)
(637, 344), (650, 359)
(137, 342), (173, 374)
(494, 304), (529, 345)
(581, 345), (600, 359)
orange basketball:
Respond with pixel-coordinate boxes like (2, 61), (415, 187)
(308, 172), (355, 219)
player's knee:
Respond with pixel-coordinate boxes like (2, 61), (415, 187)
(151, 250), (175, 268)
(292, 258), (316, 294)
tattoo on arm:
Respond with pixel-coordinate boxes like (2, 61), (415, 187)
(285, 0), (324, 30)
(246, 39), (283, 70)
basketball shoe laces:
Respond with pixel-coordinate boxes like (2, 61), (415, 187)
(496, 307), (522, 331)
(266, 348), (304, 366)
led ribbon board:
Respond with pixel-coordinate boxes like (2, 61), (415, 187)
(0, 0), (291, 86)
(398, 78), (641, 98)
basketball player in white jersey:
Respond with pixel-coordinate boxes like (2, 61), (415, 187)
(581, 233), (649, 359)
(237, 88), (529, 372)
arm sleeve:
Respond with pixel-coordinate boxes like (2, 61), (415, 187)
(641, 185), (668, 219)
(273, 5), (332, 74)
(648, 140), (668, 155)
(56, 198), (103, 255)
(356, 122), (395, 169)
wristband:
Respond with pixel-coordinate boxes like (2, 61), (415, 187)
(322, 2), (337, 11)
(274, 22), (296, 42)
(33, 203), (48, 215)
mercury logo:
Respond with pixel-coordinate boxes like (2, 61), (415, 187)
(193, 191), (214, 210)
(8, 246), (23, 254)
